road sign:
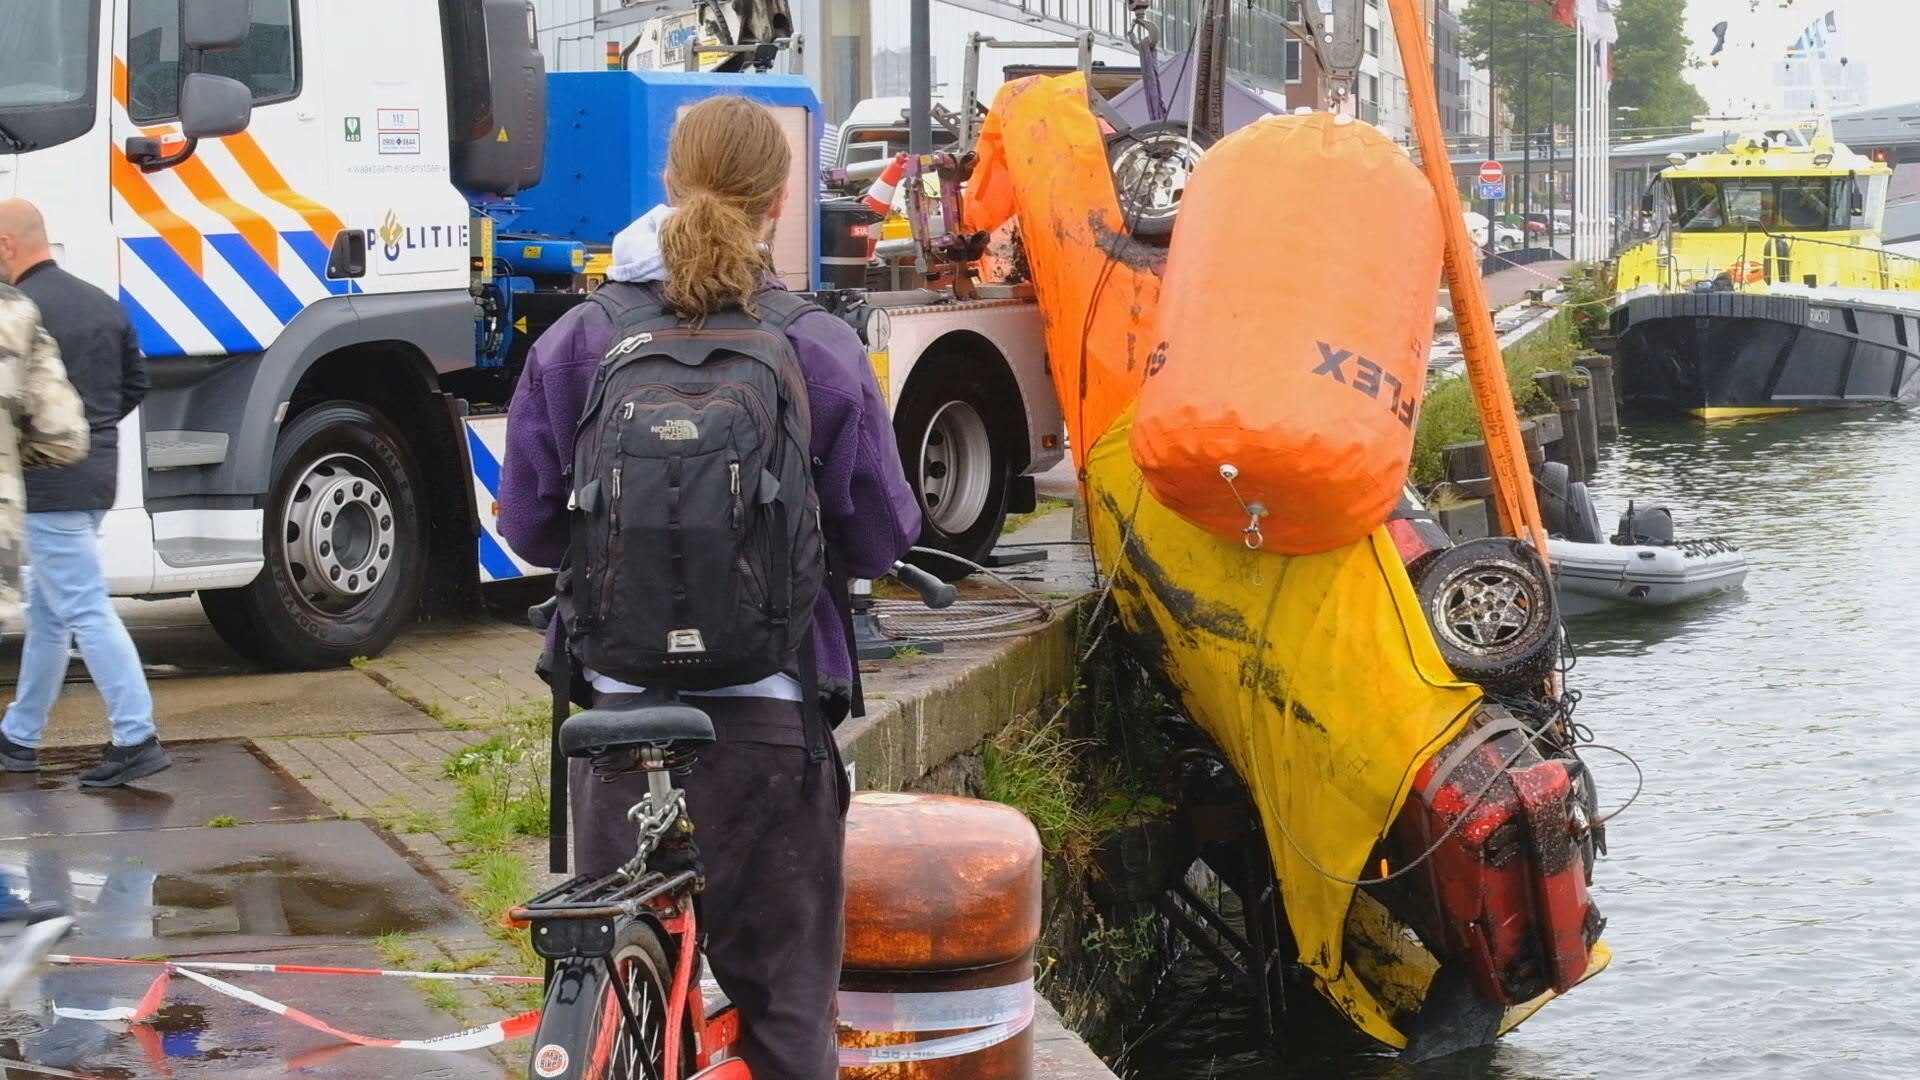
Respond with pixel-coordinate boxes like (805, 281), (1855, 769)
(1479, 160), (1505, 185)
(1479, 180), (1506, 200)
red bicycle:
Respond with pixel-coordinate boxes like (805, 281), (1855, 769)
(514, 561), (953, 1080)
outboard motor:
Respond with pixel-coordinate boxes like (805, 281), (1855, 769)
(1614, 501), (1675, 546)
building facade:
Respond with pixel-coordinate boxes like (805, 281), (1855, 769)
(532, 0), (1487, 140)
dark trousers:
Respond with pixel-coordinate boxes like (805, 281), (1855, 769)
(569, 695), (849, 1080)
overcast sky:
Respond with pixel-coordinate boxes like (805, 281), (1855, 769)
(1679, 0), (1919, 111)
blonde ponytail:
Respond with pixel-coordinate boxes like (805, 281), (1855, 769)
(659, 96), (792, 318)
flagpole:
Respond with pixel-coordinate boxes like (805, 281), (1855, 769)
(1574, 22), (1583, 261)
(1601, 35), (1611, 254)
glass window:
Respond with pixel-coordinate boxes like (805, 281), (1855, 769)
(0, 0), (95, 109)
(1668, 177), (1859, 233)
(128, 0), (298, 124)
(0, 0), (99, 152)
(1366, 27), (1380, 56)
(1285, 39), (1302, 84)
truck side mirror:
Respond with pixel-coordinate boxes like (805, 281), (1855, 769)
(183, 0), (253, 51)
(1640, 192), (1655, 215)
(180, 73), (253, 139)
(1850, 187), (1866, 218)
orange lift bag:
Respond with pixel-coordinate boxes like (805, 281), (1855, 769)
(1131, 112), (1445, 554)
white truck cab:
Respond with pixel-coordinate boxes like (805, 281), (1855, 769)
(3, 0), (541, 667)
(0, 0), (1064, 668)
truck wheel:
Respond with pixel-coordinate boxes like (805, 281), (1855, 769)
(895, 363), (1014, 581)
(201, 402), (427, 670)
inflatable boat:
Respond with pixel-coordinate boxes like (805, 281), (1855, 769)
(1547, 489), (1748, 611)
(1550, 535), (1747, 610)
(967, 71), (1608, 1059)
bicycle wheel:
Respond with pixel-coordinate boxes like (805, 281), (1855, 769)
(528, 919), (690, 1080)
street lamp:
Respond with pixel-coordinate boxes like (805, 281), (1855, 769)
(1539, 67), (1571, 255)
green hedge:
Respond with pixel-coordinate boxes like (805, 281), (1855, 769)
(1409, 308), (1580, 487)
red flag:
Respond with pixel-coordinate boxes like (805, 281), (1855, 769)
(1542, 0), (1578, 29)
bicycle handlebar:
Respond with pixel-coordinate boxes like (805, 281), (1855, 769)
(889, 560), (957, 610)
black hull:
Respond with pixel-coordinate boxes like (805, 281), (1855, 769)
(1611, 292), (1920, 418)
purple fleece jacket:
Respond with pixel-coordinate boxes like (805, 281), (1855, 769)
(497, 279), (922, 689)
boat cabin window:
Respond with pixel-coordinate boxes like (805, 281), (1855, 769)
(1666, 176), (1882, 233)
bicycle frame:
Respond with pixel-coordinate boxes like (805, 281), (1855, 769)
(514, 760), (750, 1080)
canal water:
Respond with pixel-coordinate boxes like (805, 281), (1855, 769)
(1131, 407), (1920, 1079)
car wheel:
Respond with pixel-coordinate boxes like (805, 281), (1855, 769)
(201, 402), (426, 670)
(1411, 537), (1559, 693)
(1105, 120), (1215, 244)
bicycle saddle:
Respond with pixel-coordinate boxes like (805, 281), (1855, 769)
(559, 702), (717, 757)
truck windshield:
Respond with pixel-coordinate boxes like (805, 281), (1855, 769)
(1668, 176), (1874, 234)
(0, 0), (99, 151)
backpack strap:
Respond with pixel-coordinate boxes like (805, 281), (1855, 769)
(586, 280), (684, 342)
(547, 622), (573, 874)
(752, 287), (823, 332)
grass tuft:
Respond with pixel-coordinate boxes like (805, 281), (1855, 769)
(440, 696), (554, 974)
(982, 710), (1097, 862)
(1411, 307), (1580, 487)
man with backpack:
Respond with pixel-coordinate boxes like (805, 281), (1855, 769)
(498, 96), (920, 1080)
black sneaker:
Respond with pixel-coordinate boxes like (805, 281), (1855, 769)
(0, 734), (37, 773)
(77, 737), (172, 788)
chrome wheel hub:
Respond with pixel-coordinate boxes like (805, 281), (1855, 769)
(1438, 568), (1534, 652)
(1111, 130), (1205, 223)
(282, 453), (395, 613)
(918, 400), (993, 535)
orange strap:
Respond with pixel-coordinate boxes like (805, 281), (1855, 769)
(1387, 0), (1549, 560)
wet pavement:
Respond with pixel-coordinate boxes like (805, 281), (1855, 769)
(0, 736), (509, 1078)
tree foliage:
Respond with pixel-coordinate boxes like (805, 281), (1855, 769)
(1610, 0), (1708, 129)
(1459, 0), (1575, 138)
(1459, 0), (1707, 139)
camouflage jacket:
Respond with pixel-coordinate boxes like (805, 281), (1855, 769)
(0, 285), (90, 621)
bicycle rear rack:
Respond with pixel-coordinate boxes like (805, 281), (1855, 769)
(513, 869), (699, 960)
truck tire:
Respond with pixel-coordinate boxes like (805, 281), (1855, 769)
(894, 360), (1015, 581)
(201, 402), (427, 670)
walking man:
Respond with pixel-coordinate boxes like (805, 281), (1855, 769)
(0, 200), (165, 787)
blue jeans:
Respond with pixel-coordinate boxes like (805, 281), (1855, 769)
(2, 511), (154, 748)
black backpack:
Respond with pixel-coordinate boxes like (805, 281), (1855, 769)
(566, 282), (826, 693)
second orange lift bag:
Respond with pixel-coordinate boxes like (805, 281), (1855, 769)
(1131, 112), (1445, 554)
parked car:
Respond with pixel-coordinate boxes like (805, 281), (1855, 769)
(1464, 211), (1524, 249)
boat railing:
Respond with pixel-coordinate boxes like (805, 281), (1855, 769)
(1749, 229), (1920, 291)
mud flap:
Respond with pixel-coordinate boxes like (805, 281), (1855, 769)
(1401, 964), (1504, 1063)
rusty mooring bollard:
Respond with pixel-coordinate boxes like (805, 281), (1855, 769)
(840, 792), (1043, 1078)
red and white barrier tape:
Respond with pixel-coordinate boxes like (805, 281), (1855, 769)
(835, 979), (1035, 1067)
(51, 964), (539, 1052)
(48, 954), (542, 983)
(46, 956), (1038, 1065)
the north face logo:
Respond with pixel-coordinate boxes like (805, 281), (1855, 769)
(650, 419), (699, 441)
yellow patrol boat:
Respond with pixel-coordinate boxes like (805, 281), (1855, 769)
(1612, 113), (1920, 419)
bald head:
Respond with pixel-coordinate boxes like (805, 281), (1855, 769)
(0, 200), (51, 285)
